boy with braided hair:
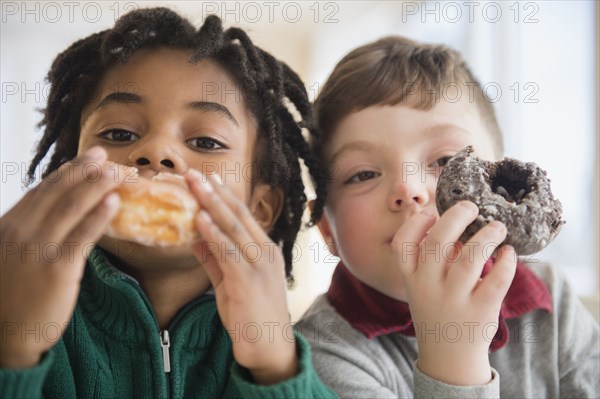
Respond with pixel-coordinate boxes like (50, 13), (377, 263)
(0, 7), (335, 398)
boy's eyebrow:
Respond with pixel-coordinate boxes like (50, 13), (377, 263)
(96, 92), (142, 109)
(423, 123), (468, 137)
(94, 93), (239, 127)
(330, 141), (378, 162)
(187, 101), (239, 127)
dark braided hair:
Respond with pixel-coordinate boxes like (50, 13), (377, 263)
(27, 7), (327, 284)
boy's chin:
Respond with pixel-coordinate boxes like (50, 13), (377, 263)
(97, 235), (198, 270)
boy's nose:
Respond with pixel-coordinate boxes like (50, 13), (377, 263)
(389, 174), (430, 211)
(135, 157), (175, 169)
(129, 143), (187, 175)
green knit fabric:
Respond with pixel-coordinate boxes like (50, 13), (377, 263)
(0, 248), (337, 398)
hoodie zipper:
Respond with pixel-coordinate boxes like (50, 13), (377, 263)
(160, 330), (171, 373)
(158, 296), (212, 375)
(108, 254), (214, 397)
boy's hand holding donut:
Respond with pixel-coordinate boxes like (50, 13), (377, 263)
(0, 147), (122, 368)
(392, 201), (517, 386)
(186, 170), (297, 385)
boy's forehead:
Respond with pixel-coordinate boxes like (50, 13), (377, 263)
(96, 48), (237, 97)
(82, 48), (255, 126)
(326, 100), (497, 160)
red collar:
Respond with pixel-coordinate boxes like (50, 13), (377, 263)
(327, 259), (553, 352)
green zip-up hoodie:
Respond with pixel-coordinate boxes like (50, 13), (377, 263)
(0, 248), (337, 398)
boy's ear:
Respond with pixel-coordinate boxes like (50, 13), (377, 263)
(308, 200), (339, 257)
(249, 184), (284, 232)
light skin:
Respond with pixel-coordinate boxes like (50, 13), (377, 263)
(0, 48), (296, 385)
(317, 99), (517, 386)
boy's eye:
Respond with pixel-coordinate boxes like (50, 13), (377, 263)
(186, 137), (225, 151)
(99, 129), (139, 142)
(431, 156), (452, 169)
(345, 170), (380, 184)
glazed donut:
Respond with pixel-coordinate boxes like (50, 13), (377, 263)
(435, 146), (565, 255)
(105, 168), (199, 247)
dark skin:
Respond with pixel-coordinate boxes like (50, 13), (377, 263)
(1, 48), (296, 385)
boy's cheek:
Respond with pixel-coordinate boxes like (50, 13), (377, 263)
(329, 204), (377, 251)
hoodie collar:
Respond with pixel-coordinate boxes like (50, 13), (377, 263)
(326, 258), (552, 352)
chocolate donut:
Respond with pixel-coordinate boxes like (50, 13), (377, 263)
(435, 146), (565, 255)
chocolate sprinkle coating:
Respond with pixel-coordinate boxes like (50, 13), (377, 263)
(435, 146), (565, 255)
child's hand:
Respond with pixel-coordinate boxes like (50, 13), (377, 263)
(0, 147), (121, 368)
(392, 201), (517, 386)
(186, 171), (297, 385)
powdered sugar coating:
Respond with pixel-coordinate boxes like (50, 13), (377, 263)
(435, 146), (565, 255)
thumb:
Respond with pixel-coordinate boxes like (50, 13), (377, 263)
(392, 212), (436, 277)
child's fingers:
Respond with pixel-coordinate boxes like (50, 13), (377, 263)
(62, 192), (120, 274)
(20, 148), (111, 241)
(206, 173), (269, 242)
(29, 147), (107, 217)
(194, 209), (249, 280)
(391, 212), (436, 276)
(40, 161), (121, 244)
(473, 245), (517, 305)
(425, 201), (478, 247)
(447, 221), (508, 295)
(186, 171), (264, 248)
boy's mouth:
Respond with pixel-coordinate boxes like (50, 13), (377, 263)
(386, 229), (432, 250)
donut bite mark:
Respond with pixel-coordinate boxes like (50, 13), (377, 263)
(105, 169), (200, 247)
(435, 146), (565, 255)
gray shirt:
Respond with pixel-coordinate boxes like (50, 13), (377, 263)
(296, 262), (599, 398)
